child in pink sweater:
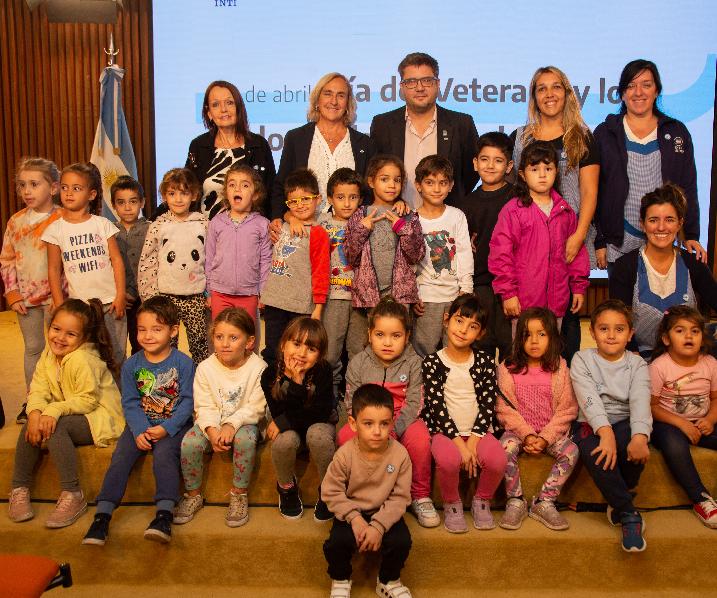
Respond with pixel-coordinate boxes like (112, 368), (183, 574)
(496, 307), (578, 531)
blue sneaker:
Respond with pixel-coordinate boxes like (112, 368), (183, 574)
(620, 511), (646, 552)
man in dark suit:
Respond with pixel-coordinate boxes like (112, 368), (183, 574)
(370, 52), (479, 208)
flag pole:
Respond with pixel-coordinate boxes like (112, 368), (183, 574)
(104, 32), (119, 66)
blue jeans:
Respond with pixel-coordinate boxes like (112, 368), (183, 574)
(96, 424), (190, 506)
(651, 421), (717, 503)
(572, 419), (644, 516)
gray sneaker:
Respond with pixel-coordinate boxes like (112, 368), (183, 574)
(226, 492), (249, 527)
(174, 493), (204, 524)
(529, 498), (569, 531)
(8, 487), (34, 523)
(500, 497), (528, 530)
(45, 490), (87, 528)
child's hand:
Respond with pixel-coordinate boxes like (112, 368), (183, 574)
(125, 295), (136, 309)
(269, 219), (283, 244)
(570, 294), (584, 314)
(145, 425), (168, 441)
(532, 436), (548, 453)
(266, 420), (280, 441)
(382, 210), (400, 226)
(25, 410), (43, 446)
(359, 525), (382, 552)
(9, 300), (28, 315)
(626, 434), (650, 464)
(391, 200), (409, 217)
(564, 231), (585, 264)
(110, 293), (126, 319)
(523, 434), (541, 454)
(216, 423), (236, 450)
(288, 215), (307, 238)
(311, 304), (323, 320)
(360, 207), (383, 231)
(502, 296), (521, 318)
(135, 431), (153, 451)
(38, 415), (57, 441)
(592, 426), (617, 470)
(679, 420), (702, 445)
(350, 516), (369, 545)
(595, 248), (608, 270)
(413, 301), (425, 317)
(284, 358), (309, 384)
(454, 436), (477, 478)
(694, 418), (714, 436)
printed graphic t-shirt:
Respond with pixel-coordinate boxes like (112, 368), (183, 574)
(42, 215), (119, 304)
(650, 353), (717, 421)
(319, 214), (353, 300)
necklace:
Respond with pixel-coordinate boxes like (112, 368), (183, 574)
(318, 124), (345, 145)
(217, 128), (240, 149)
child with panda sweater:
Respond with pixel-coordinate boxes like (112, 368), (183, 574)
(138, 168), (209, 363)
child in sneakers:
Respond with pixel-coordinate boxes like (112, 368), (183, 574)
(260, 316), (336, 521)
(496, 307), (579, 531)
(649, 305), (717, 529)
(82, 296), (195, 546)
(570, 299), (652, 552)
(338, 296), (436, 528)
(9, 298), (124, 528)
(412, 155), (473, 358)
(322, 384), (413, 598)
(175, 307), (267, 527)
(422, 294), (507, 533)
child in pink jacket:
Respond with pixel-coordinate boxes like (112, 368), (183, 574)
(496, 308), (579, 532)
(488, 141), (589, 330)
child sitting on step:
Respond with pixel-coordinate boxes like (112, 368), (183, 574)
(570, 299), (652, 552)
(175, 307), (268, 527)
(82, 295), (195, 546)
(8, 299), (124, 528)
(323, 384), (414, 598)
(497, 308), (579, 531)
(260, 316), (336, 521)
(649, 305), (717, 529)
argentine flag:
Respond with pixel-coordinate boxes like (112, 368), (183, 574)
(90, 64), (138, 222)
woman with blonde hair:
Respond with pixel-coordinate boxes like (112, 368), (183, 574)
(270, 72), (375, 223)
(511, 65), (600, 364)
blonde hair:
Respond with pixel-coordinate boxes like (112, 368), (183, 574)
(307, 73), (357, 126)
(15, 157), (60, 203)
(522, 66), (591, 171)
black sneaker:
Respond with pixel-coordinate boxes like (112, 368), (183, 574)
(621, 511), (646, 552)
(144, 510), (173, 543)
(277, 480), (303, 519)
(82, 513), (111, 546)
(16, 403), (28, 425)
(314, 487), (333, 523)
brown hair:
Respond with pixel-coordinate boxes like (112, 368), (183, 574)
(398, 52), (439, 79)
(652, 305), (712, 361)
(222, 164), (265, 213)
(15, 157), (61, 204)
(415, 154), (454, 184)
(271, 317), (328, 402)
(61, 163), (103, 215)
(284, 168), (319, 197)
(202, 80), (249, 142)
(366, 154), (406, 188)
(110, 175), (144, 206)
(639, 183), (687, 244)
(368, 295), (411, 334)
(52, 298), (117, 377)
(137, 295), (180, 327)
(590, 299), (633, 329)
(211, 307), (256, 338)
(506, 307), (562, 374)
(159, 168), (201, 201)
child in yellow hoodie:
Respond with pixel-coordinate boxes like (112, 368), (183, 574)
(8, 298), (124, 528)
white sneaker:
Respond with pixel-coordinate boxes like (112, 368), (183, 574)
(376, 578), (412, 598)
(411, 497), (440, 528)
(330, 579), (352, 598)
(173, 493), (203, 524)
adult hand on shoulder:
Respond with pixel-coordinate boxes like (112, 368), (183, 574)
(592, 426), (617, 470)
(595, 248), (607, 270)
(626, 434), (650, 464)
(683, 240), (708, 264)
(564, 231), (585, 264)
(502, 296), (521, 318)
(287, 214), (307, 238)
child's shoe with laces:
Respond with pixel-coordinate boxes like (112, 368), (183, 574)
(45, 490), (87, 528)
(226, 492), (249, 527)
(174, 492), (204, 524)
(499, 497), (528, 530)
(529, 497), (569, 531)
(144, 510), (173, 543)
(694, 492), (717, 529)
(8, 487), (33, 523)
(82, 513), (111, 545)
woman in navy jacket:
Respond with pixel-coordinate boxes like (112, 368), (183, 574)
(593, 59), (707, 271)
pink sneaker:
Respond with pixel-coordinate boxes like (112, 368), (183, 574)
(45, 490), (87, 528)
(8, 487), (34, 522)
(471, 497), (495, 530)
(442, 501), (467, 534)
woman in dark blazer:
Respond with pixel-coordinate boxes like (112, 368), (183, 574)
(269, 72), (375, 224)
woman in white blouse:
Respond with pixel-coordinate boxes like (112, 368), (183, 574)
(269, 72), (375, 225)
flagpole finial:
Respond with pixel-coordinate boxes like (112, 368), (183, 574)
(104, 32), (119, 66)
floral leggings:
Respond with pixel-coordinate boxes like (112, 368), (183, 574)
(501, 432), (579, 502)
(180, 424), (259, 491)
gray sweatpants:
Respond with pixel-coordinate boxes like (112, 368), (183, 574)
(271, 423), (336, 486)
(16, 305), (51, 389)
(411, 301), (451, 358)
(12, 414), (94, 492)
(103, 303), (127, 371)
(322, 299), (367, 394)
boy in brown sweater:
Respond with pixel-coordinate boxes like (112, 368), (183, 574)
(321, 384), (413, 598)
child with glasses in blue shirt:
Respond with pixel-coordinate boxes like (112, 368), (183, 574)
(259, 168), (330, 366)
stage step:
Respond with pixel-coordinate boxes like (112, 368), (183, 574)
(1, 504), (715, 596)
(1, 424), (715, 509)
